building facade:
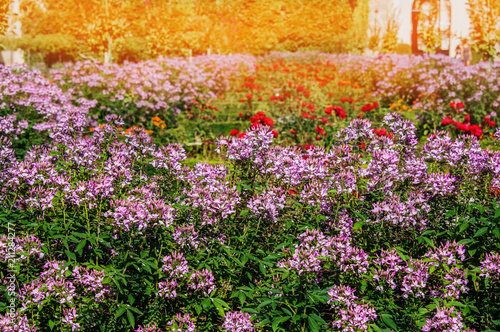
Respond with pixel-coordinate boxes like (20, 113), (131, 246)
(369, 0), (471, 58)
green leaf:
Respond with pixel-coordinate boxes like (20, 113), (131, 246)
(48, 320), (55, 330)
(474, 227), (488, 238)
(382, 315), (398, 331)
(308, 316), (320, 331)
(445, 209), (457, 217)
(127, 310), (135, 328)
(458, 239), (473, 245)
(309, 313), (326, 325)
(128, 294), (135, 306)
(195, 304), (202, 315)
(240, 209), (249, 217)
(238, 292), (246, 306)
(459, 222), (469, 232)
(353, 221), (364, 230)
(65, 250), (76, 261)
(76, 239), (87, 255)
(419, 236), (434, 248)
(257, 299), (273, 310)
(128, 306), (143, 315)
(273, 316), (291, 331)
(213, 298), (229, 316)
(446, 301), (465, 308)
(115, 306), (127, 319)
(201, 298), (211, 310)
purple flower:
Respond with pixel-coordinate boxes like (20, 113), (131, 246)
(167, 313), (196, 332)
(327, 284), (377, 331)
(222, 311), (255, 332)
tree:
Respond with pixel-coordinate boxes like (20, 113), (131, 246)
(21, 0), (146, 62)
(0, 1), (8, 36)
(467, 0), (500, 62)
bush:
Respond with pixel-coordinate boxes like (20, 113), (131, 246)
(395, 43), (411, 55)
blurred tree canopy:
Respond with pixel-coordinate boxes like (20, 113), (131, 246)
(467, 0), (500, 61)
(0, 2), (8, 37)
(18, 0), (369, 62)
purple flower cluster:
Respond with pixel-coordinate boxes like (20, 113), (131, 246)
(19, 260), (112, 331)
(0, 64), (95, 137)
(49, 54), (255, 120)
(0, 234), (44, 262)
(135, 323), (162, 332)
(0, 311), (37, 332)
(157, 252), (216, 298)
(167, 313), (196, 332)
(327, 284), (377, 331)
(422, 306), (474, 332)
(247, 186), (286, 222)
(277, 228), (369, 275)
(480, 252), (500, 279)
(222, 311), (255, 332)
(372, 242), (468, 300)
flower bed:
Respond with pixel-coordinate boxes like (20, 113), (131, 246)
(1, 108), (500, 330)
(1, 52), (500, 331)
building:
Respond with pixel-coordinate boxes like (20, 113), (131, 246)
(369, 0), (471, 58)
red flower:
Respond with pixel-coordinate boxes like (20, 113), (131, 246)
(290, 129), (296, 135)
(464, 114), (470, 124)
(329, 92), (333, 96)
(335, 106), (346, 119)
(288, 189), (298, 195)
(250, 122), (262, 129)
(238, 132), (247, 139)
(239, 98), (246, 102)
(491, 187), (499, 195)
(490, 121), (496, 127)
(449, 102), (456, 108)
(324, 107), (333, 115)
(441, 117), (452, 126)
(229, 129), (240, 136)
(263, 117), (274, 127)
(304, 90), (310, 98)
(457, 102), (465, 109)
(469, 124), (482, 137)
(304, 145), (312, 150)
(316, 136), (322, 140)
(297, 85), (305, 92)
(272, 130), (278, 138)
(373, 101), (379, 108)
(258, 96), (263, 101)
(239, 113), (244, 117)
(246, 93), (253, 101)
(361, 103), (374, 112)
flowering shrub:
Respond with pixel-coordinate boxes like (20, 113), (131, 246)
(1, 103), (500, 331)
(2, 51), (500, 331)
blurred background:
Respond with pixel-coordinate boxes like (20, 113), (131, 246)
(0, 0), (499, 67)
